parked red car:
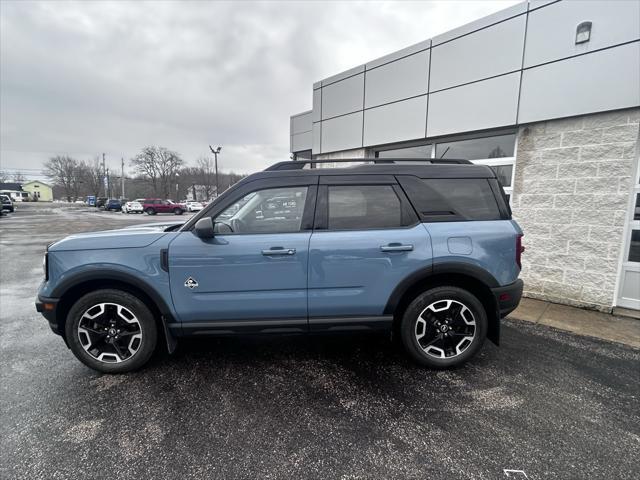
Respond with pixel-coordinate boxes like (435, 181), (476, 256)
(142, 199), (186, 215)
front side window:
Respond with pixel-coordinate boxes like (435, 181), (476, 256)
(328, 185), (402, 230)
(214, 186), (308, 234)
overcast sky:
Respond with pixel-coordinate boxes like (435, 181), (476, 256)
(0, 0), (518, 177)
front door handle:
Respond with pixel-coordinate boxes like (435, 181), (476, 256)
(380, 243), (413, 252)
(262, 247), (296, 256)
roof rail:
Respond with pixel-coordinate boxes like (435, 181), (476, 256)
(264, 158), (472, 171)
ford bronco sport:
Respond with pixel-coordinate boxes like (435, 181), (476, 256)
(36, 159), (524, 373)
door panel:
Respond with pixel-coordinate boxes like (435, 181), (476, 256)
(308, 224), (432, 317)
(169, 231), (311, 323)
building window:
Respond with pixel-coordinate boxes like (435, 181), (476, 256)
(435, 133), (515, 160)
(293, 150), (312, 162)
(376, 144), (433, 159)
(628, 230), (640, 263)
(374, 132), (517, 203)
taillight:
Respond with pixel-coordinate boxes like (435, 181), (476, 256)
(516, 234), (524, 269)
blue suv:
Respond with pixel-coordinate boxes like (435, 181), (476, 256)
(36, 159), (524, 373)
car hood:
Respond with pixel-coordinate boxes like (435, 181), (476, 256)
(49, 224), (178, 252)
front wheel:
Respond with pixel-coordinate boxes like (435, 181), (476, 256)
(400, 286), (487, 369)
(145, 208), (156, 215)
(65, 289), (157, 373)
(173, 208), (183, 215)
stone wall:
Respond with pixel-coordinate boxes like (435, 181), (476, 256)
(512, 108), (639, 311)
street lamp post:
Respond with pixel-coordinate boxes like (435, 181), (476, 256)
(209, 145), (222, 197)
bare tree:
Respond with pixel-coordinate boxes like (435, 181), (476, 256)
(79, 157), (104, 198)
(130, 146), (184, 198)
(0, 170), (8, 183)
(11, 171), (26, 183)
(43, 155), (82, 202)
(195, 156), (217, 200)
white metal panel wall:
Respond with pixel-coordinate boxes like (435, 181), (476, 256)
(321, 74), (364, 120)
(427, 72), (520, 138)
(291, 112), (312, 135)
(430, 14), (526, 92)
(363, 96), (428, 146)
(312, 123), (321, 154)
(364, 51), (430, 108)
(291, 131), (312, 152)
(519, 42), (640, 123)
(320, 111), (363, 153)
(524, 0), (640, 67)
(312, 89), (321, 123)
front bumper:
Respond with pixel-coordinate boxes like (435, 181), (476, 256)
(492, 279), (524, 318)
(35, 296), (62, 335)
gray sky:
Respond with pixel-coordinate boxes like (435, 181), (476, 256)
(0, 0), (518, 178)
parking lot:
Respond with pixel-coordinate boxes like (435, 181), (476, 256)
(1, 202), (639, 480)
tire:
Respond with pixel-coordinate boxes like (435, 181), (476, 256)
(173, 208), (183, 215)
(400, 286), (487, 369)
(145, 208), (156, 215)
(65, 289), (158, 373)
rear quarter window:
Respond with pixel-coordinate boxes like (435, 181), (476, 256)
(398, 176), (503, 222)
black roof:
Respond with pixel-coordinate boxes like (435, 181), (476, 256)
(0, 183), (23, 191)
(248, 158), (497, 181)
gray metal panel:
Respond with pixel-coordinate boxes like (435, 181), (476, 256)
(524, 0), (640, 68)
(519, 42), (640, 123)
(430, 15), (526, 92)
(366, 39), (431, 70)
(321, 111), (363, 153)
(321, 74), (364, 120)
(313, 81), (322, 90)
(312, 123), (321, 154)
(432, 2), (527, 46)
(291, 131), (312, 153)
(365, 51), (430, 108)
(427, 72), (520, 137)
(313, 89), (322, 123)
(291, 111), (312, 135)
(363, 96), (427, 147)
(321, 65), (365, 86)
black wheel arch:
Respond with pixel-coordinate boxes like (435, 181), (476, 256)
(51, 270), (177, 353)
(386, 262), (500, 345)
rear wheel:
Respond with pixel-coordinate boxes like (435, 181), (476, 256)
(145, 208), (156, 215)
(400, 286), (487, 368)
(173, 208), (183, 215)
(66, 289), (157, 373)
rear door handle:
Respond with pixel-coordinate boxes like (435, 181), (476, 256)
(262, 247), (296, 256)
(380, 244), (413, 252)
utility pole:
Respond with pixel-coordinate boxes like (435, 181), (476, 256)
(102, 153), (107, 197)
(106, 168), (110, 198)
(209, 145), (222, 197)
(121, 157), (125, 199)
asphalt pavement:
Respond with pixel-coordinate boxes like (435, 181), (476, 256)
(1, 203), (639, 480)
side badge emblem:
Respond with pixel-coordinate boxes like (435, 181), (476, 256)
(184, 277), (199, 289)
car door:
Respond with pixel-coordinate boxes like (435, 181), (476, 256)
(307, 175), (433, 331)
(168, 178), (317, 333)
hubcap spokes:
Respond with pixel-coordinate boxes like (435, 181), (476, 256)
(78, 303), (142, 363)
(415, 299), (476, 359)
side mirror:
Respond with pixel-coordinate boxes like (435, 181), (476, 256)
(194, 217), (215, 239)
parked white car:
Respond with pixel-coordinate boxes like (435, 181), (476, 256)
(122, 201), (144, 214)
(186, 201), (203, 212)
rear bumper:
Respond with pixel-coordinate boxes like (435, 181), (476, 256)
(35, 296), (62, 335)
(492, 279), (524, 318)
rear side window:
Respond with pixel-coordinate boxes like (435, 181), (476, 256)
(328, 185), (402, 230)
(399, 176), (502, 222)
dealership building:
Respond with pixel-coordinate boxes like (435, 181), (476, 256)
(289, 0), (640, 312)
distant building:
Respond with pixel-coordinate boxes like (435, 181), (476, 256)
(22, 181), (53, 202)
(0, 183), (29, 201)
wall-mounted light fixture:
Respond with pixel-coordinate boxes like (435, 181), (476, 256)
(576, 21), (592, 44)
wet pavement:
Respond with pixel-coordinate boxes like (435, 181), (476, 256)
(1, 203), (639, 479)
